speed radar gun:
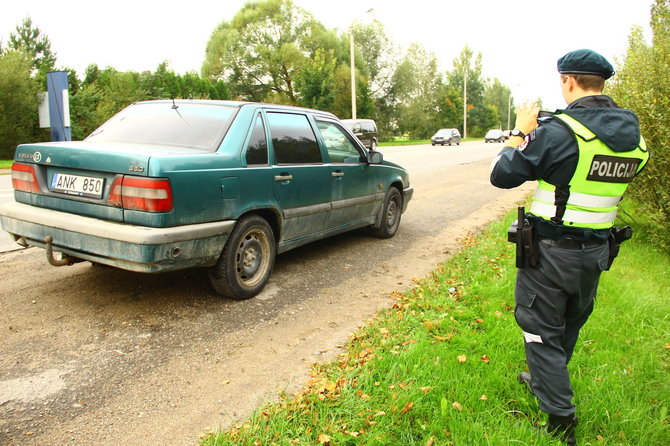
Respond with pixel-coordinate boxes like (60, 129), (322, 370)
(508, 207), (540, 268)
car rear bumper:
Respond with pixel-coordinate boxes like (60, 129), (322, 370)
(0, 202), (235, 273)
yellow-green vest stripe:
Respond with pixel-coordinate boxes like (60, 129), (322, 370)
(530, 112), (649, 229)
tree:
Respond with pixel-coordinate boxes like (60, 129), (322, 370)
(447, 46), (489, 136)
(608, 0), (670, 250)
(351, 19), (399, 98)
(0, 51), (39, 158)
(8, 17), (57, 83)
(484, 78), (515, 129)
(390, 44), (445, 138)
(202, 0), (334, 104)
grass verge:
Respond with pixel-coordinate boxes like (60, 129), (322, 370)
(0, 160), (12, 169)
(202, 203), (669, 446)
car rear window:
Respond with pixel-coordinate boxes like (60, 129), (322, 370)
(85, 102), (237, 151)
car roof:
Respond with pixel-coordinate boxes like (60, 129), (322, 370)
(134, 99), (337, 119)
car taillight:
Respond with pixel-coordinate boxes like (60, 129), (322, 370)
(11, 162), (40, 193)
(108, 176), (173, 212)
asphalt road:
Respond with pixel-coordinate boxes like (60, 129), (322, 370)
(0, 141), (533, 445)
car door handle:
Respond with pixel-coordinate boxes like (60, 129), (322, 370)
(331, 171), (344, 178)
(274, 175), (293, 182)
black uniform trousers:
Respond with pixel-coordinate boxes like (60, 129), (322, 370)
(514, 239), (609, 416)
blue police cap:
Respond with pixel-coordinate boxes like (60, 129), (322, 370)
(557, 49), (615, 79)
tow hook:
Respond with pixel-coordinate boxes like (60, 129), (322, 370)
(44, 236), (76, 266)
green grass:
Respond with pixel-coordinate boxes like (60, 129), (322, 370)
(201, 207), (669, 445)
(379, 139), (431, 146)
(379, 139), (480, 147)
(0, 160), (12, 169)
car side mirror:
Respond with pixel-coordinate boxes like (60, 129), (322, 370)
(367, 150), (383, 164)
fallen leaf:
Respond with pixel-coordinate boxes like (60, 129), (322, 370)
(324, 381), (337, 392)
(221, 380), (231, 385)
(401, 401), (414, 414)
(479, 394), (488, 401)
(597, 435), (605, 441)
(457, 355), (467, 363)
(317, 433), (331, 444)
(426, 437), (435, 446)
(419, 386), (432, 393)
(452, 401), (463, 411)
(480, 355), (491, 363)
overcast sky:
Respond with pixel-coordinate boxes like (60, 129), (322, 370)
(1, 0), (653, 110)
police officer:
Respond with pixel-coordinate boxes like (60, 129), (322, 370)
(490, 49), (649, 444)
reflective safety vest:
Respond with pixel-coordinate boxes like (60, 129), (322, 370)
(530, 112), (649, 229)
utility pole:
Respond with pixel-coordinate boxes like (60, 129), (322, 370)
(463, 66), (468, 139)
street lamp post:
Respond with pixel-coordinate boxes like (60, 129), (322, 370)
(350, 32), (357, 119)
(507, 92), (512, 130)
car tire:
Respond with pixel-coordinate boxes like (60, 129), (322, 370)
(371, 187), (402, 239)
(208, 215), (276, 299)
(431, 143), (435, 146)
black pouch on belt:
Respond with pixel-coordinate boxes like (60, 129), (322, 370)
(507, 207), (540, 269)
(606, 225), (633, 270)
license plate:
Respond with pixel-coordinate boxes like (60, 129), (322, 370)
(50, 173), (105, 198)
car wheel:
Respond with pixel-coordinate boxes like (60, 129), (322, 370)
(448, 140), (452, 146)
(431, 143), (435, 146)
(208, 215), (276, 299)
(371, 187), (402, 239)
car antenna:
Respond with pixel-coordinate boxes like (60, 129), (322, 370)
(170, 97), (190, 126)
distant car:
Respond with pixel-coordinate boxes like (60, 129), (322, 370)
(341, 119), (378, 150)
(431, 128), (461, 146)
(485, 129), (506, 143)
(0, 100), (413, 300)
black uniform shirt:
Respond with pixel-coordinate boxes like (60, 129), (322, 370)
(490, 95), (640, 189)
(490, 95), (643, 241)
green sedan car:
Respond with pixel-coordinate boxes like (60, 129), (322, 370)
(0, 100), (413, 299)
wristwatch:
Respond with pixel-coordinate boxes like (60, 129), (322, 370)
(510, 129), (526, 138)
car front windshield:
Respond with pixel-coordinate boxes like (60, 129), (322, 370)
(85, 102), (238, 152)
(437, 130), (450, 135)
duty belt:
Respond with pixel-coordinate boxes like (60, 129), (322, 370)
(539, 238), (606, 249)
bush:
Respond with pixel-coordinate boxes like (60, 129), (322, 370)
(609, 0), (670, 251)
(0, 51), (38, 159)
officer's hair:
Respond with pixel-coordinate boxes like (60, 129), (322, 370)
(561, 74), (605, 92)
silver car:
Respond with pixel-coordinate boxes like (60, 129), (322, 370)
(431, 128), (461, 146)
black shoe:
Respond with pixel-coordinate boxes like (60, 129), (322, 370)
(547, 414), (578, 445)
(517, 371), (533, 394)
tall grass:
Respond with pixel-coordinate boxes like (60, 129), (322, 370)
(202, 206), (670, 446)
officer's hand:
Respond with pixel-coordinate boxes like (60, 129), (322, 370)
(514, 101), (540, 136)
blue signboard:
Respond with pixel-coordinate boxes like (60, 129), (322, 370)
(46, 71), (72, 141)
